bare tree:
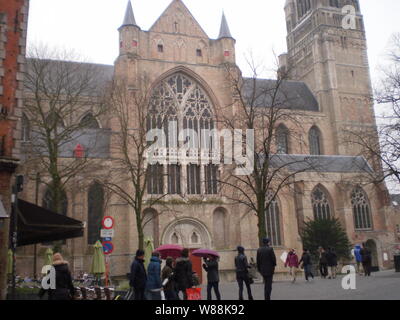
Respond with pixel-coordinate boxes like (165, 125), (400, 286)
(219, 58), (319, 246)
(343, 33), (400, 188)
(101, 75), (169, 250)
(22, 45), (108, 214)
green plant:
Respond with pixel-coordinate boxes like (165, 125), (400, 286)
(300, 217), (352, 260)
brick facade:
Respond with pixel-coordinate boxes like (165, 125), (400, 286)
(0, 0), (28, 300)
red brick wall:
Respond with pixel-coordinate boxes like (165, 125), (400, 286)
(0, 0), (29, 300)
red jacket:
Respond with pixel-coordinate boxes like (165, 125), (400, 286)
(285, 253), (299, 268)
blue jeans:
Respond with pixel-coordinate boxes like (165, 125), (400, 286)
(304, 265), (314, 280)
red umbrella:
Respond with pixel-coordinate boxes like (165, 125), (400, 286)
(192, 249), (220, 258)
(155, 244), (184, 259)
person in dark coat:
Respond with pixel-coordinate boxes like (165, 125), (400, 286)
(129, 249), (147, 300)
(39, 253), (75, 300)
(174, 248), (193, 300)
(257, 238), (277, 301)
(203, 255), (221, 300)
(235, 246), (253, 300)
(318, 247), (328, 279)
(299, 249), (314, 281)
(360, 243), (372, 277)
(326, 247), (338, 279)
(145, 252), (162, 300)
(161, 257), (178, 300)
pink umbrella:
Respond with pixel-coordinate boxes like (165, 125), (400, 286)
(192, 249), (220, 258)
(155, 244), (184, 260)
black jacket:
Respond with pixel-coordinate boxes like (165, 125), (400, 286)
(299, 253), (312, 266)
(129, 258), (147, 289)
(235, 254), (250, 274)
(39, 262), (75, 300)
(203, 259), (220, 283)
(360, 248), (372, 263)
(326, 250), (338, 267)
(319, 252), (328, 264)
(257, 245), (277, 277)
(174, 257), (193, 291)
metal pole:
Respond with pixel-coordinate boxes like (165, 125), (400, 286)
(33, 173), (40, 280)
(11, 184), (18, 300)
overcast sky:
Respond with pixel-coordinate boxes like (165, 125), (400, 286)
(27, 0), (400, 81)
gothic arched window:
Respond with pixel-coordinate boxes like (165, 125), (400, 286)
(42, 187), (68, 215)
(265, 192), (282, 247)
(351, 187), (373, 230)
(309, 126), (322, 155)
(87, 182), (104, 245)
(80, 113), (100, 129)
(311, 186), (332, 220)
(148, 72), (216, 196)
(22, 113), (31, 142)
(147, 164), (164, 195)
(276, 124), (289, 154)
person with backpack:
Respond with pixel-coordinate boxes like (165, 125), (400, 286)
(285, 249), (299, 283)
(326, 247), (338, 279)
(203, 255), (221, 300)
(299, 249), (314, 281)
(354, 245), (364, 275)
(235, 246), (254, 300)
(360, 243), (372, 277)
(145, 252), (162, 300)
(174, 248), (193, 300)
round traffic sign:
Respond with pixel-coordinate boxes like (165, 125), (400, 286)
(102, 241), (114, 255)
(102, 216), (114, 230)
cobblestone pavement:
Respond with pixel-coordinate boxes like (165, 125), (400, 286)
(200, 270), (400, 300)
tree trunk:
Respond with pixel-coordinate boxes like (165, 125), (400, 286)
(257, 197), (267, 247)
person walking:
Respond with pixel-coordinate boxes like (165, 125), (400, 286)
(203, 255), (221, 300)
(145, 252), (162, 300)
(161, 257), (178, 300)
(235, 246), (254, 300)
(257, 238), (277, 301)
(299, 249), (314, 281)
(326, 247), (338, 279)
(360, 243), (372, 277)
(284, 249), (299, 283)
(318, 247), (328, 279)
(174, 248), (193, 300)
(354, 245), (363, 275)
(129, 249), (147, 300)
(39, 253), (75, 300)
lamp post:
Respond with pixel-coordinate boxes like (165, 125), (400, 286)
(10, 175), (23, 300)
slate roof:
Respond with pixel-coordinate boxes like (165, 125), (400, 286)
(121, 0), (138, 27)
(218, 12), (233, 39)
(243, 78), (320, 112)
(25, 128), (111, 159)
(263, 154), (374, 173)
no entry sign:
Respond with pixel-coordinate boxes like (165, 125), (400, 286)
(102, 216), (114, 230)
(102, 241), (114, 255)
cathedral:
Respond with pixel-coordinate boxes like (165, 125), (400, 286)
(16, 0), (398, 282)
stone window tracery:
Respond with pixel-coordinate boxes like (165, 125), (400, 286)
(265, 192), (282, 247)
(351, 187), (373, 230)
(311, 186), (331, 220)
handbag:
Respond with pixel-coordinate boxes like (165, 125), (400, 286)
(186, 288), (202, 300)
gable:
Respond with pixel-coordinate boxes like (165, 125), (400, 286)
(149, 0), (209, 39)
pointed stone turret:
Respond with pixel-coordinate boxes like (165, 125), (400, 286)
(218, 12), (233, 39)
(121, 0), (138, 28)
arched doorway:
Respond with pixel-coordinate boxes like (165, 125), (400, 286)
(366, 239), (379, 272)
(162, 218), (212, 283)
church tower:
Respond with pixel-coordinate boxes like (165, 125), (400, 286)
(281, 0), (375, 155)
